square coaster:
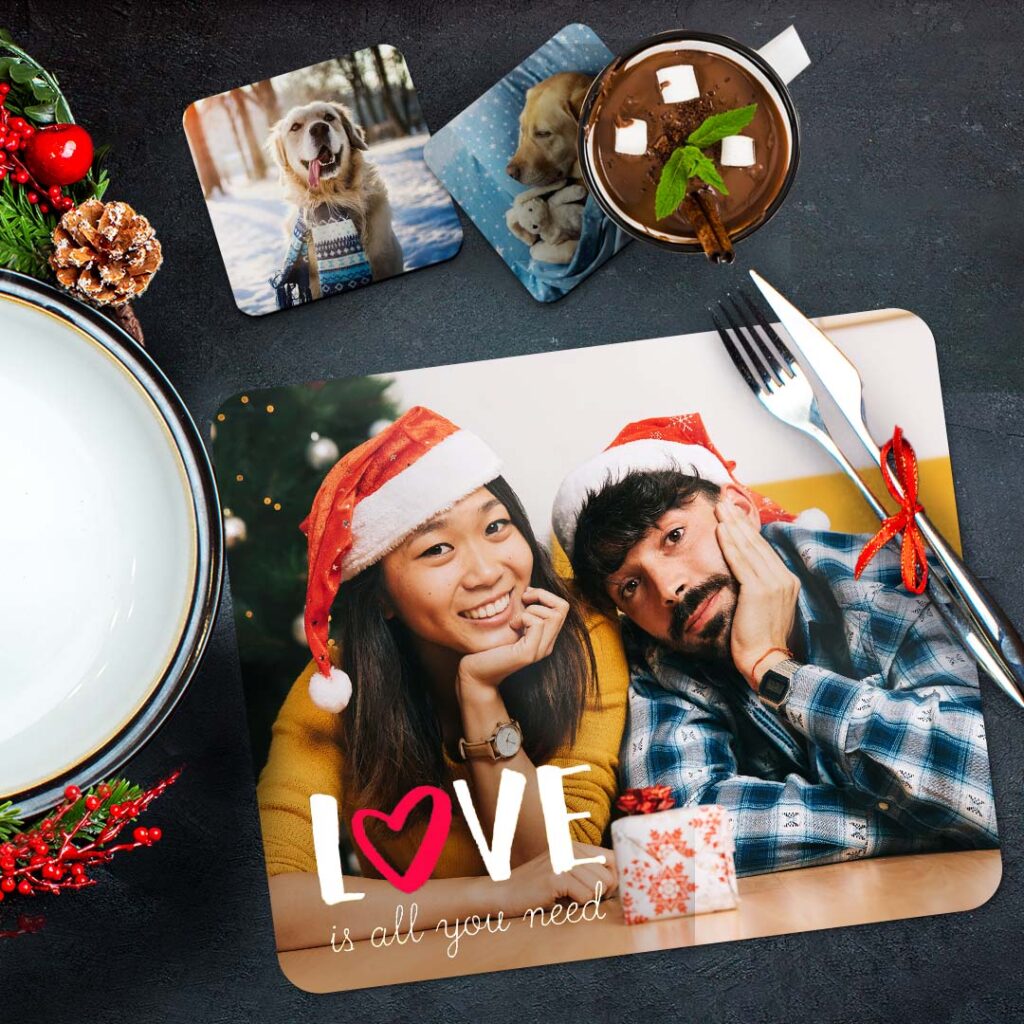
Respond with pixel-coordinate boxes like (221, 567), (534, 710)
(184, 45), (462, 315)
(424, 23), (630, 302)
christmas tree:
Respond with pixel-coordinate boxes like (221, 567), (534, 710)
(212, 374), (397, 771)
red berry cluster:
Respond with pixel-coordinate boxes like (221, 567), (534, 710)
(0, 770), (179, 904)
(0, 81), (74, 215)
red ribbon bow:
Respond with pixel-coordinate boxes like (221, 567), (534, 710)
(854, 426), (928, 594)
(615, 786), (676, 816)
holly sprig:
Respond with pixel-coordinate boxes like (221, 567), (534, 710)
(0, 27), (109, 199)
(655, 103), (757, 219)
(0, 771), (178, 914)
(0, 28), (110, 279)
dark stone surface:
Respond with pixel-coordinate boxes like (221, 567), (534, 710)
(3, 2), (1023, 1021)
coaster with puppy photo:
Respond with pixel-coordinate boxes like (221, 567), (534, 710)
(183, 46), (462, 316)
(423, 23), (631, 302)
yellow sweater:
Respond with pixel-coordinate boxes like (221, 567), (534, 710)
(256, 608), (629, 878)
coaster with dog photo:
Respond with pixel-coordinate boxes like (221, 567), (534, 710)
(423, 23), (631, 303)
(183, 46), (463, 316)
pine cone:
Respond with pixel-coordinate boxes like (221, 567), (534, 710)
(49, 198), (163, 307)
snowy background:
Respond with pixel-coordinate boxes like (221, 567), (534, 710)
(205, 134), (462, 315)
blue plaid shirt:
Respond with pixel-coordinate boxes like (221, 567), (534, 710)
(620, 523), (999, 876)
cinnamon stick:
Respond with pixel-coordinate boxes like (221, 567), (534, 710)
(680, 187), (735, 264)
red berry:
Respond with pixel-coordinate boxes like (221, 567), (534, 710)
(6, 139), (19, 153)
(64, 785), (81, 802)
(61, 196), (74, 210)
(0, 82), (10, 94)
(97, 784), (111, 798)
(148, 827), (163, 842)
(133, 827), (150, 844)
(26, 191), (38, 203)
(9, 117), (25, 132)
(84, 795), (101, 811)
(70, 862), (86, 876)
(21, 123), (94, 187)
(39, 202), (49, 213)
(0, 858), (14, 873)
(0, 878), (15, 893)
(17, 880), (32, 895)
(109, 804), (122, 818)
(0, 168), (6, 181)
(48, 184), (62, 200)
(20, 124), (34, 139)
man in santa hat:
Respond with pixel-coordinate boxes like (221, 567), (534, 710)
(552, 413), (998, 875)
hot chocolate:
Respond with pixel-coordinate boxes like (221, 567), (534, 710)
(581, 37), (797, 261)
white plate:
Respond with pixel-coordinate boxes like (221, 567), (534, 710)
(0, 272), (222, 815)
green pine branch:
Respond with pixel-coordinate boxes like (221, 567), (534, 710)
(0, 800), (24, 842)
(0, 176), (52, 275)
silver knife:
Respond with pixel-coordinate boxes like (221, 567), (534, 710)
(750, 268), (1024, 709)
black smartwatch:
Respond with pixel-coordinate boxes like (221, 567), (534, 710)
(757, 658), (801, 712)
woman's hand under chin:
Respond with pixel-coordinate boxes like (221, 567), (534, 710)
(456, 587), (569, 705)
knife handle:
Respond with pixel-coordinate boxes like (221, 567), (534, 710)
(915, 511), (1024, 681)
(802, 421), (1022, 702)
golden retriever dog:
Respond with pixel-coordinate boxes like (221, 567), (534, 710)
(269, 100), (403, 281)
(506, 72), (592, 187)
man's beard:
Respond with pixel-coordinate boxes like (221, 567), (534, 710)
(666, 573), (738, 662)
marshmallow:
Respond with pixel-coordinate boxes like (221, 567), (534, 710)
(614, 118), (648, 156)
(720, 135), (756, 167)
(758, 25), (811, 85)
(656, 64), (701, 104)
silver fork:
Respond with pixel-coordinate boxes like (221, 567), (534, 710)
(711, 292), (1018, 699)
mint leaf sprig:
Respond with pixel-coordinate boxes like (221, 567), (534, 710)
(654, 103), (757, 220)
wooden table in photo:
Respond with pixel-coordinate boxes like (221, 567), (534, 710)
(277, 849), (1001, 992)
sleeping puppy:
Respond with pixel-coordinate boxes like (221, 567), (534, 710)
(269, 100), (403, 281)
(506, 71), (592, 187)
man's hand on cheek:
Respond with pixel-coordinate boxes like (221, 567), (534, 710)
(715, 502), (800, 689)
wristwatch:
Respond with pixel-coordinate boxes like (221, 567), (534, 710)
(757, 658), (801, 712)
(459, 720), (523, 761)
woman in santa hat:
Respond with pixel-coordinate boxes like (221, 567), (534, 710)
(257, 407), (627, 948)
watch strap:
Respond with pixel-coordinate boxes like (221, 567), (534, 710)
(459, 720), (522, 761)
(757, 658), (801, 711)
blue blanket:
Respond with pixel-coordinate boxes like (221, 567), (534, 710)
(424, 23), (630, 303)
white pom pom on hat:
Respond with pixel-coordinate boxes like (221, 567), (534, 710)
(299, 407), (503, 713)
(308, 666), (353, 713)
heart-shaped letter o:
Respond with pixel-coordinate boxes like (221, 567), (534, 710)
(350, 786), (453, 894)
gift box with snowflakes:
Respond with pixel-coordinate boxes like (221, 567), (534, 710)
(611, 788), (739, 925)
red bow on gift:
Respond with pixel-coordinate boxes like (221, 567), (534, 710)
(855, 426), (929, 594)
(616, 786), (676, 815)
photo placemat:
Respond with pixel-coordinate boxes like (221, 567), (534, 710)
(184, 46), (462, 316)
(213, 310), (1000, 992)
(424, 23), (630, 302)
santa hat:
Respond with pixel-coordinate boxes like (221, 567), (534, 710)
(300, 406), (503, 712)
(552, 413), (829, 558)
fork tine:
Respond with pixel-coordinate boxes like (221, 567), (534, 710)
(716, 299), (778, 389)
(737, 288), (797, 370)
(709, 309), (761, 395)
(723, 293), (787, 385)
